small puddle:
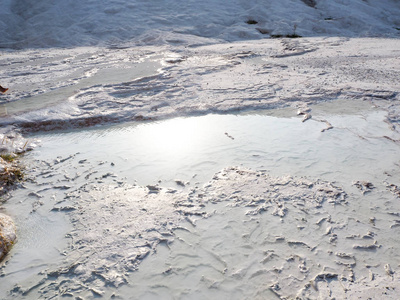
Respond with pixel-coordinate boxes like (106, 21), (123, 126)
(1, 59), (161, 116)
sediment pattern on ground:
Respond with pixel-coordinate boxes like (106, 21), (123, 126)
(4, 155), (399, 298)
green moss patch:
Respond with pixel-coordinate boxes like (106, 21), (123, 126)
(0, 154), (17, 163)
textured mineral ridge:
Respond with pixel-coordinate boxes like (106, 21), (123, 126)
(0, 213), (16, 261)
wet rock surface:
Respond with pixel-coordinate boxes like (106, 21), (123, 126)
(3, 156), (400, 299)
(1, 38), (400, 134)
(125, 167), (400, 299)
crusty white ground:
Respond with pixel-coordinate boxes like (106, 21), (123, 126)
(3, 157), (400, 299)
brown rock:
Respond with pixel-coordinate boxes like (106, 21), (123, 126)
(0, 213), (16, 262)
(0, 85), (8, 93)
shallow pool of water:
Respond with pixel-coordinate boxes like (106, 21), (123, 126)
(27, 98), (398, 187)
(1, 99), (399, 299)
(1, 58), (161, 116)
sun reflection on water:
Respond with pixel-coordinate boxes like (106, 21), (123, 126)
(137, 117), (209, 158)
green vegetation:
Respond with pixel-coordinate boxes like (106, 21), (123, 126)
(0, 153), (16, 162)
(0, 152), (24, 194)
(0, 166), (24, 186)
